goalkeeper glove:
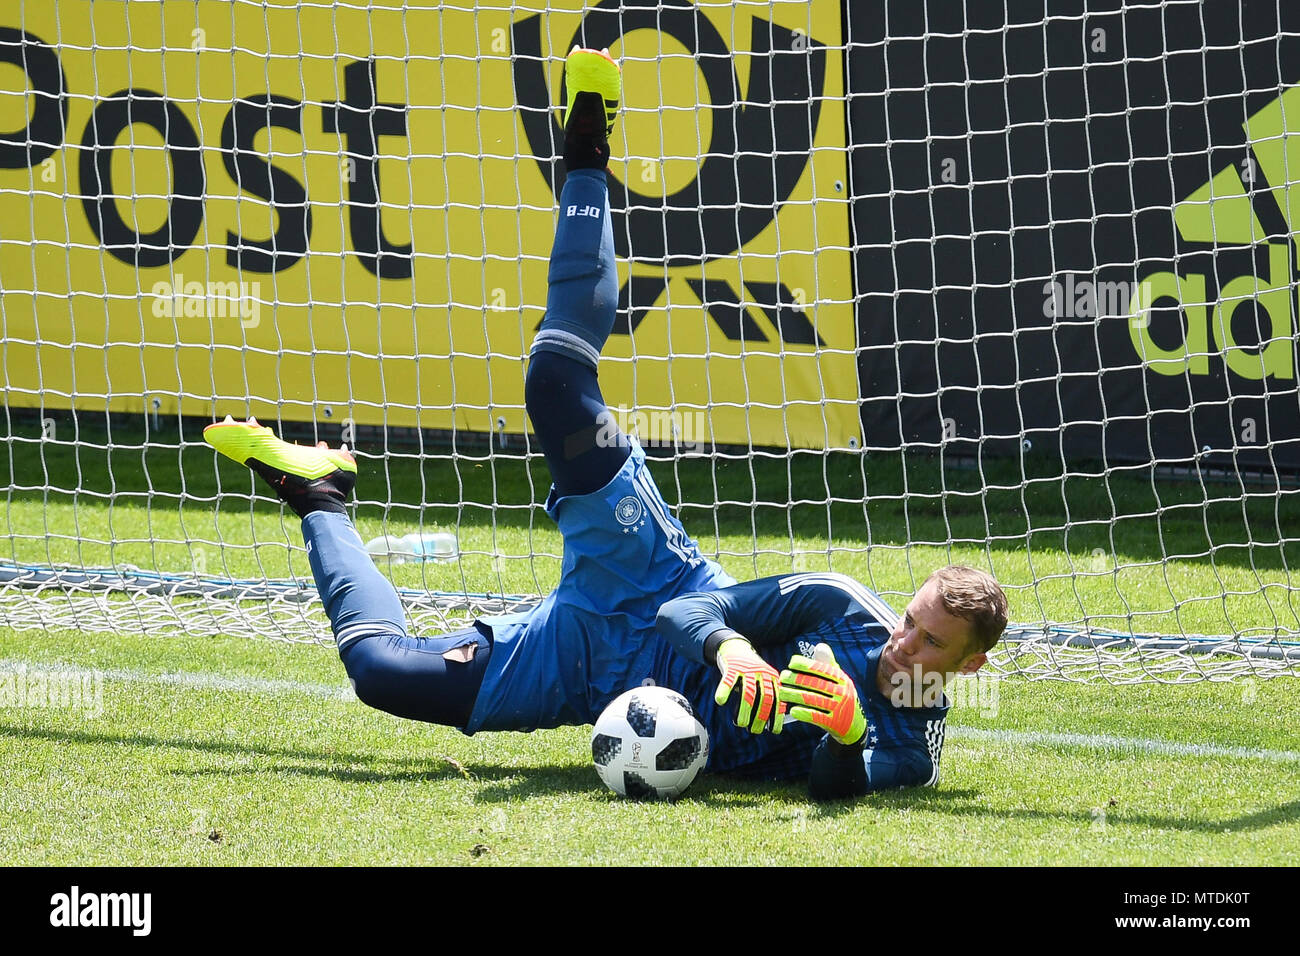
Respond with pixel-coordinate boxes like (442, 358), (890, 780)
(714, 637), (785, 735)
(778, 643), (867, 746)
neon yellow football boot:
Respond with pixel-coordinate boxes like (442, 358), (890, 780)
(562, 46), (620, 170)
(204, 416), (357, 517)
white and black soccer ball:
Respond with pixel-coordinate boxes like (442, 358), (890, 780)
(591, 685), (709, 800)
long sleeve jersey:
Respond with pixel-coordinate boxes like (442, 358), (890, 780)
(653, 572), (950, 797)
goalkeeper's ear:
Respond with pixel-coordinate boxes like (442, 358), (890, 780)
(956, 650), (987, 675)
(954, 622), (990, 676)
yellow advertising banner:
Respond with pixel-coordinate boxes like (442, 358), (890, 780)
(0, 0), (859, 449)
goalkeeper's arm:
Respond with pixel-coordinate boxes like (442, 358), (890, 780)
(655, 574), (868, 735)
(807, 737), (937, 801)
(780, 643), (937, 799)
(655, 572), (873, 665)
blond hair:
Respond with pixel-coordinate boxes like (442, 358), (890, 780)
(923, 565), (1008, 654)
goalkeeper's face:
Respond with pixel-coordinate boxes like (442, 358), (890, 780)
(876, 580), (986, 702)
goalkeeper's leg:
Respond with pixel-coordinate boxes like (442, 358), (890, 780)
(525, 46), (630, 496)
(204, 419), (489, 727)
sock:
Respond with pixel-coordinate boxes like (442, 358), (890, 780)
(530, 168), (618, 370)
(564, 92), (611, 170)
(301, 510), (407, 644)
(249, 460), (351, 519)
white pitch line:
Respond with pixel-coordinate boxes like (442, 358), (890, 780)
(4, 658), (1297, 764)
(949, 726), (1300, 764)
(0, 658), (355, 701)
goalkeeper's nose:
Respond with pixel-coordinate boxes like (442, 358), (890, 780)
(896, 628), (922, 657)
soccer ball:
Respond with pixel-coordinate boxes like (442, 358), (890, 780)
(591, 685), (709, 800)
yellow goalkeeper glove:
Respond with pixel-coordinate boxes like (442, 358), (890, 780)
(778, 643), (867, 745)
(714, 637), (785, 735)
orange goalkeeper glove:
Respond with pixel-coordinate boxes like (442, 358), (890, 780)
(778, 643), (868, 745)
(714, 637), (785, 735)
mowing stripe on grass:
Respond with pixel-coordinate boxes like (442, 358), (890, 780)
(949, 726), (1300, 765)
(4, 656), (1298, 766)
(0, 657), (354, 701)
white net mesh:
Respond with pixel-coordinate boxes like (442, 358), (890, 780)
(1, 0), (1297, 682)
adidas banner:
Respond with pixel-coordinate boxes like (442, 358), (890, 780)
(848, 0), (1300, 470)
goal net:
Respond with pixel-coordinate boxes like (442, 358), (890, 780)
(1, 0), (1297, 683)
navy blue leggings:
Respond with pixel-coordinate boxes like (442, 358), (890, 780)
(302, 168), (628, 728)
(525, 351), (629, 497)
(526, 166), (629, 496)
(302, 511), (491, 726)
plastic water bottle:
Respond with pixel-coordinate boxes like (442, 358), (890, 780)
(364, 532), (459, 564)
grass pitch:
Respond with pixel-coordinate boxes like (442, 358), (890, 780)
(1, 415), (1298, 865)
(2, 628), (1296, 866)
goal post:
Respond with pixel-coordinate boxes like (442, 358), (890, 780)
(0, 0), (1297, 682)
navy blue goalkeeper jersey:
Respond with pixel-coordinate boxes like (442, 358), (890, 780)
(653, 572), (949, 791)
(464, 441), (948, 795)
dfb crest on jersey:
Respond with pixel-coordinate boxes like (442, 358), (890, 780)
(614, 495), (643, 527)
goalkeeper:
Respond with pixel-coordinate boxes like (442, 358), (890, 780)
(205, 47), (1008, 798)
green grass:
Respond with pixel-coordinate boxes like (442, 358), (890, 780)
(1, 628), (1296, 865)
(1, 412), (1298, 864)
(4, 412), (1300, 639)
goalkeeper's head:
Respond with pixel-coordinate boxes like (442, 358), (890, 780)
(877, 565), (1008, 700)
(925, 565), (1008, 657)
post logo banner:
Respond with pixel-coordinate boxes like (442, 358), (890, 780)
(0, 0), (858, 450)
